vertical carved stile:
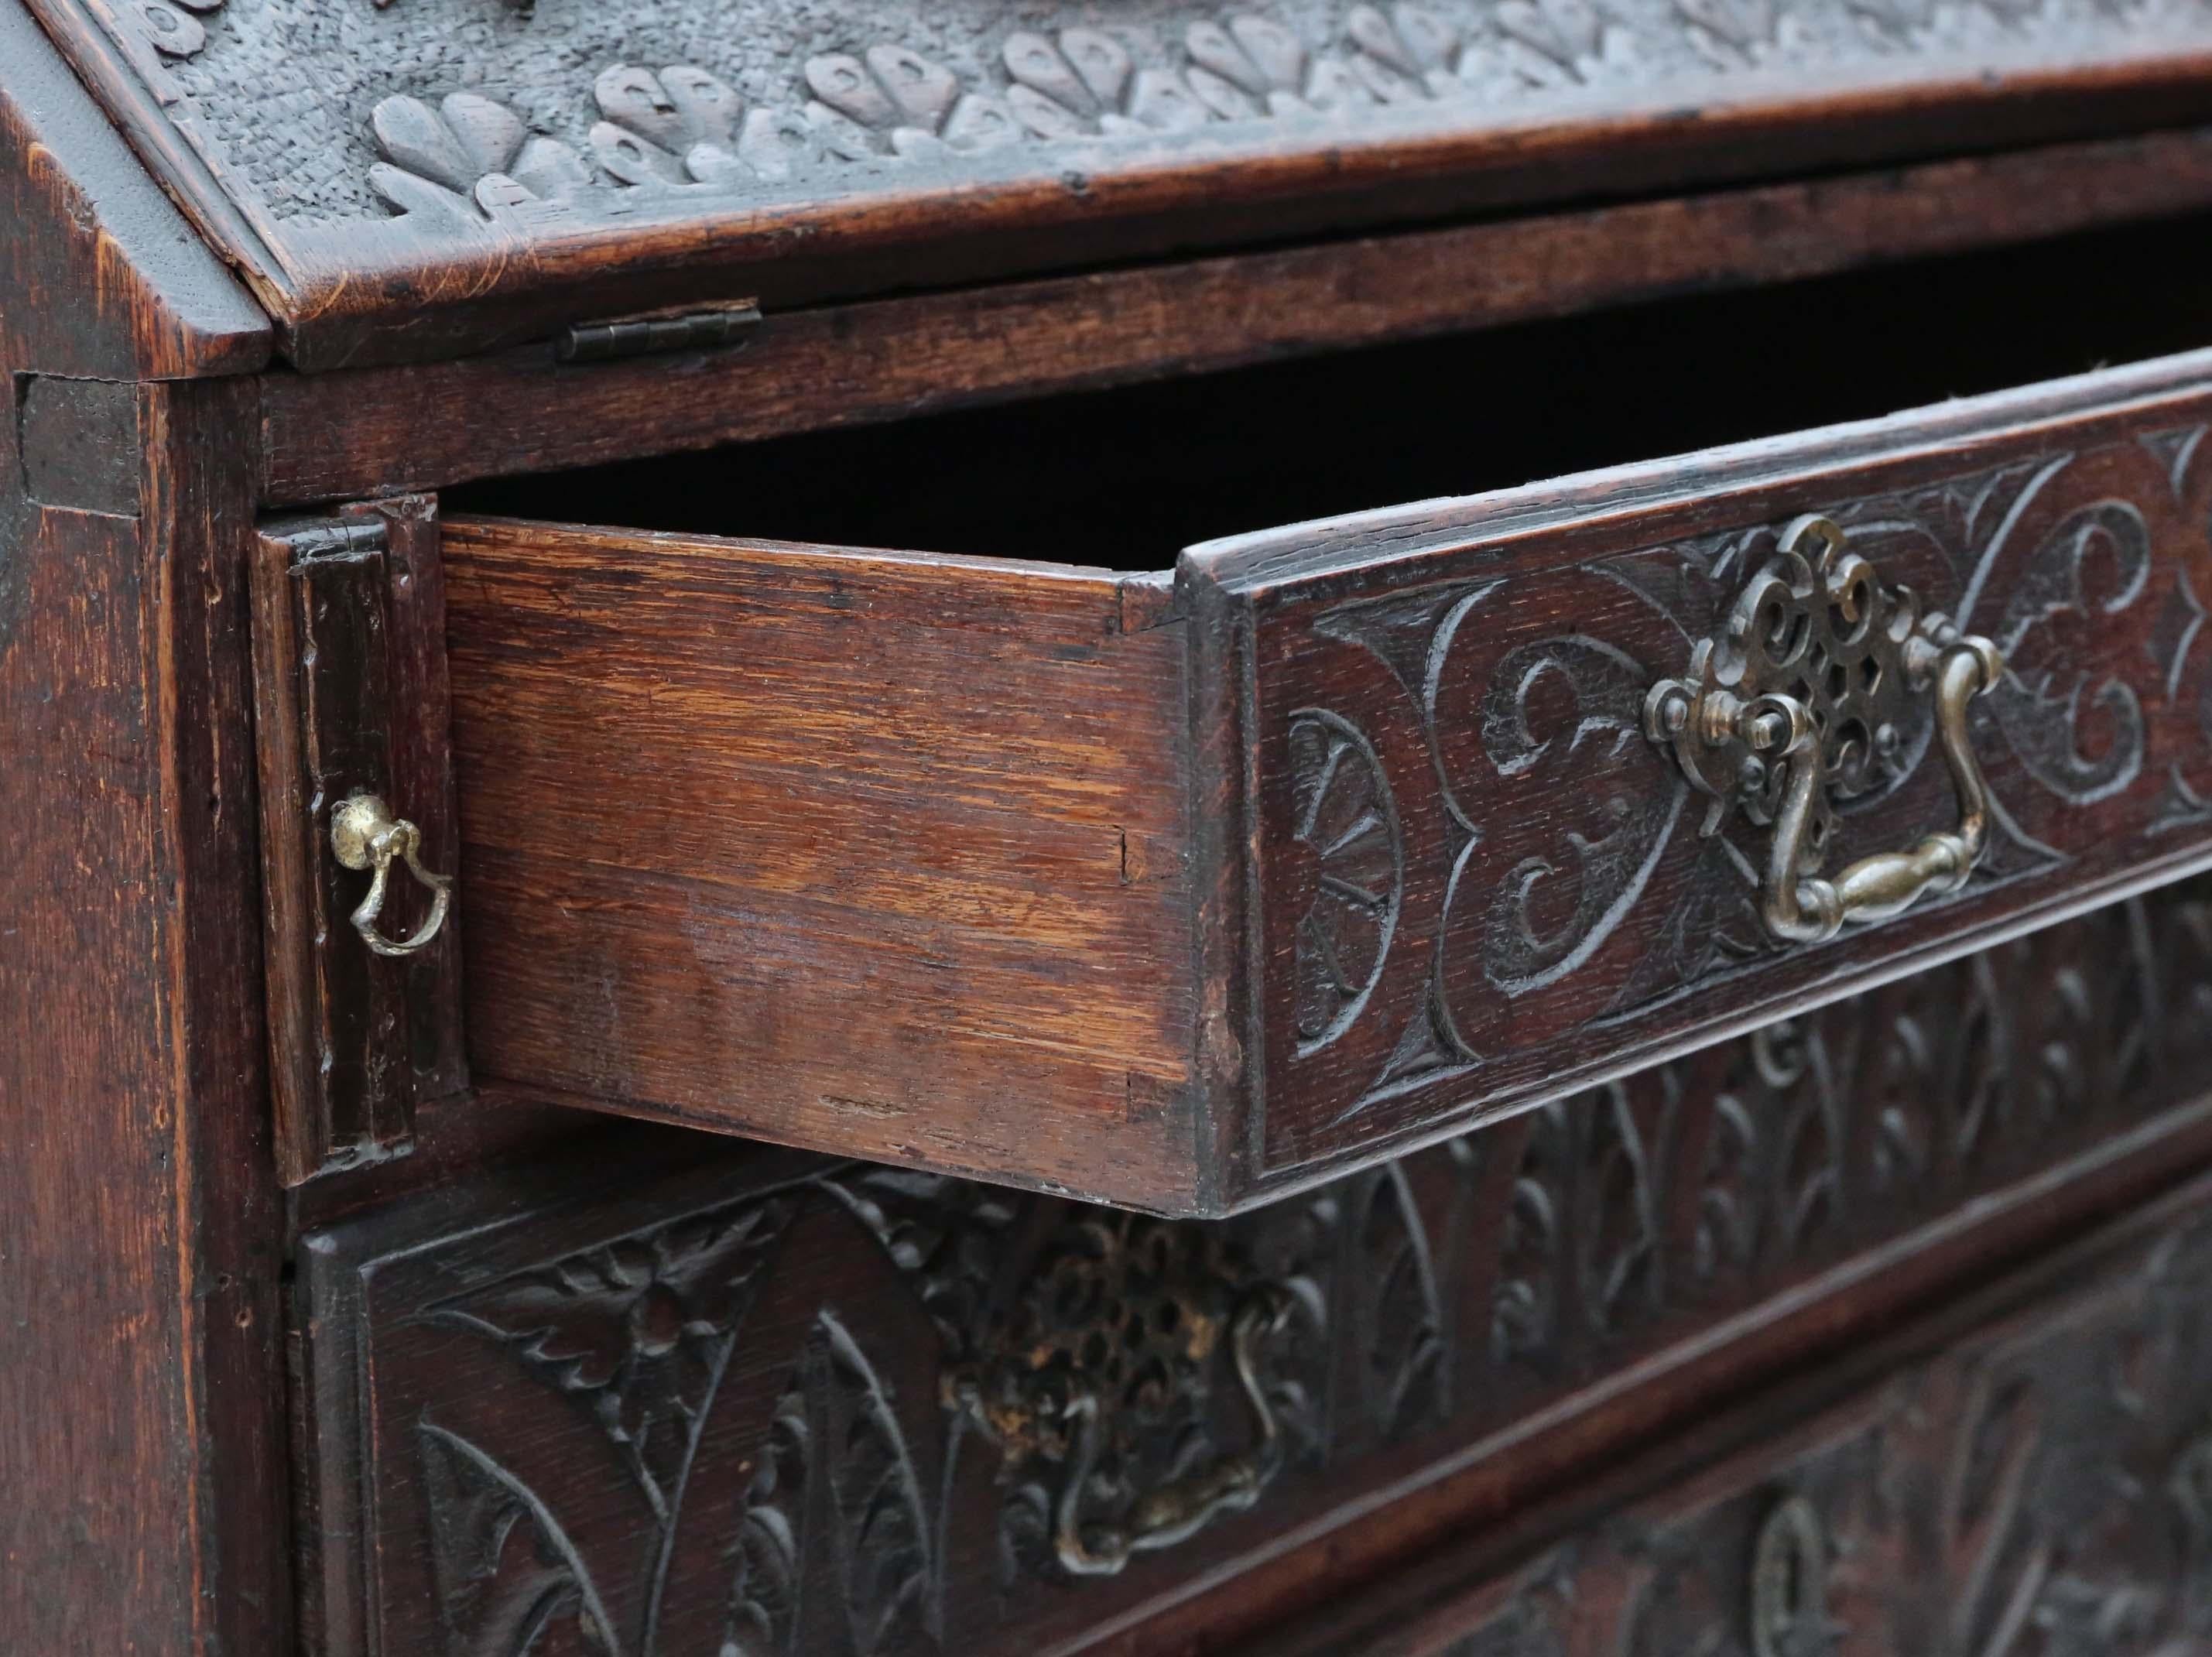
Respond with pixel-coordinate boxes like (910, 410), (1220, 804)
(250, 496), (463, 1183)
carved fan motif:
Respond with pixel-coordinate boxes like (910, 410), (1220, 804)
(1286, 710), (1402, 1053)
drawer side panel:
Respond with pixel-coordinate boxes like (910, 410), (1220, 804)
(442, 521), (1199, 1205)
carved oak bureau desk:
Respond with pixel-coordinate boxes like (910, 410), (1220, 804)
(29, 0), (2212, 1650)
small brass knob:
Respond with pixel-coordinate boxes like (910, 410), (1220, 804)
(331, 793), (454, 958)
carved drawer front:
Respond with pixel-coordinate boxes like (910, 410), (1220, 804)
(423, 348), (2212, 1214)
(291, 881), (2212, 1657)
(1272, 1169), (2212, 1657)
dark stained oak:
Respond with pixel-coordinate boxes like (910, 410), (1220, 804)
(291, 878), (2212, 1657)
(250, 498), (466, 1184)
(256, 128), (2212, 508)
(0, 7), (286, 1648)
(1201, 347), (2212, 1198)
(19, 0), (2212, 1642)
(438, 349), (2212, 1212)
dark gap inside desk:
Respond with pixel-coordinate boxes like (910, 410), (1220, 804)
(446, 210), (2212, 567)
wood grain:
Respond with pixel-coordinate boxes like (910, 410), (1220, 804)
(0, 17), (286, 1653)
(435, 349), (2212, 1211)
(258, 128), (2212, 507)
(441, 519), (1200, 1207)
(0, 374), (289, 1648)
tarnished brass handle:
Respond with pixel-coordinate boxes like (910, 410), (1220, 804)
(331, 793), (454, 958)
(1645, 515), (2005, 946)
(1054, 1287), (1292, 1577)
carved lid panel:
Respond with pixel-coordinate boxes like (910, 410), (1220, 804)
(17, 0), (2212, 365)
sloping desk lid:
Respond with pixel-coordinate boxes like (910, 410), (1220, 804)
(23, 0), (2212, 368)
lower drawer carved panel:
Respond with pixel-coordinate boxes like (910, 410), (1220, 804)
(295, 878), (2212, 1657)
(1300, 1169), (2212, 1657)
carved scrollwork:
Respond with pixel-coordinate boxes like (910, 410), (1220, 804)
(1275, 426), (2212, 1140)
(1986, 498), (2154, 806)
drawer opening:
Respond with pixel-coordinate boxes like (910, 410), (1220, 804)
(446, 212), (2212, 566)
(429, 206), (2212, 1215)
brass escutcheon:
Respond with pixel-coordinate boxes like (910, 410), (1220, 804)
(1049, 1286), (1293, 1576)
(1645, 515), (2005, 945)
(331, 793), (454, 958)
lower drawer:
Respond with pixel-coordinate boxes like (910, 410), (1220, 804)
(1268, 1158), (2212, 1657)
(292, 877), (2212, 1655)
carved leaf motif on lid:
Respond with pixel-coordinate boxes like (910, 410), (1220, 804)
(69, 0), (2212, 230)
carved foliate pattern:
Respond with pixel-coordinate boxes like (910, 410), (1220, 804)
(423, 1193), (800, 1525)
(1437, 1203), (2212, 1657)
(309, 880), (2212, 1655)
(1273, 430), (2212, 1150)
(62, 0), (2212, 235)
(418, 1420), (621, 1655)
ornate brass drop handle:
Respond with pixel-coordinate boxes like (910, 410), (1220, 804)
(330, 793), (454, 957)
(1644, 515), (2005, 946)
(1054, 1286), (1293, 1577)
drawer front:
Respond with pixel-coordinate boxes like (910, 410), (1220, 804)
(1267, 1165), (2212, 1657)
(1194, 350), (2212, 1202)
(294, 882), (2212, 1656)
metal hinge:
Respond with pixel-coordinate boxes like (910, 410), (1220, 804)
(554, 299), (762, 363)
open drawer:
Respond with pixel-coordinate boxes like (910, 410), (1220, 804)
(253, 235), (2212, 1213)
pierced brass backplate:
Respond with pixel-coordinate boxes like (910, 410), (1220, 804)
(1645, 515), (2005, 943)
